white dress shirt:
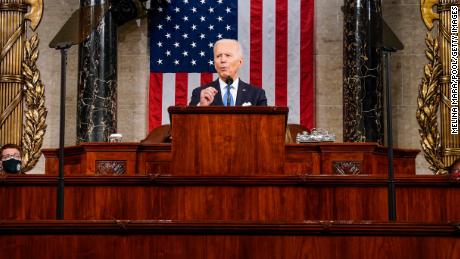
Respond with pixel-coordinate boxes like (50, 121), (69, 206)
(219, 77), (239, 104)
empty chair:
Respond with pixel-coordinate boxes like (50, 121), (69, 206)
(140, 124), (171, 144)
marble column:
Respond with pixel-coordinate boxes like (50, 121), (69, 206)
(343, 0), (383, 144)
(77, 0), (117, 143)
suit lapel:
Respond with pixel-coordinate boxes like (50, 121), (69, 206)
(235, 80), (248, 106)
(210, 80), (223, 106)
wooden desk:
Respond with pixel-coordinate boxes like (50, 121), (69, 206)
(42, 142), (419, 176)
(42, 107), (418, 176)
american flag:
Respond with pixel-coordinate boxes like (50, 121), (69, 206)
(148, 0), (314, 130)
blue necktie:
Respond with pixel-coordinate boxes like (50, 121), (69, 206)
(224, 85), (234, 106)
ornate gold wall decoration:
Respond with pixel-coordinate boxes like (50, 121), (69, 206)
(419, 0), (460, 173)
(24, 0), (43, 30)
(22, 35), (47, 171)
(416, 33), (445, 173)
(0, 0), (45, 172)
(421, 0), (440, 30)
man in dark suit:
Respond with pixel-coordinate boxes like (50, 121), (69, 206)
(189, 39), (267, 106)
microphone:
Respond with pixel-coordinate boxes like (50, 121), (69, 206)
(225, 76), (233, 106)
(225, 76), (233, 85)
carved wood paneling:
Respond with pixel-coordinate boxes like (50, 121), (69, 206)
(95, 160), (126, 175)
(333, 160), (361, 175)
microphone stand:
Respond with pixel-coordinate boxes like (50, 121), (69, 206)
(49, 3), (110, 220)
(374, 18), (403, 221)
(383, 49), (396, 221)
(55, 43), (71, 220)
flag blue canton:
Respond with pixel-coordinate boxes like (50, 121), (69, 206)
(149, 0), (238, 73)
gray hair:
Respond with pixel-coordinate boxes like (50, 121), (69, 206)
(213, 39), (244, 58)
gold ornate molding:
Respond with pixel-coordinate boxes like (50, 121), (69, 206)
(416, 32), (446, 174)
(421, 0), (439, 30)
(0, 0), (45, 172)
(418, 0), (460, 173)
(24, 0), (43, 30)
(21, 34), (47, 171)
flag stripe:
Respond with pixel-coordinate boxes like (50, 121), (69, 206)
(275, 0), (288, 106)
(175, 73), (188, 106)
(149, 73), (163, 131)
(250, 0), (263, 87)
(200, 73), (213, 86)
(300, 0), (315, 129)
(287, 0), (301, 124)
(238, 0), (251, 82)
(189, 73), (202, 105)
(262, 0), (276, 105)
(162, 73), (176, 125)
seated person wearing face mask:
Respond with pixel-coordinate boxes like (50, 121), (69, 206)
(1, 143), (22, 174)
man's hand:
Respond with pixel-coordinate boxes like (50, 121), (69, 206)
(199, 87), (218, 106)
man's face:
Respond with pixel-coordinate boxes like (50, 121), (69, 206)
(214, 40), (243, 81)
(1, 148), (21, 161)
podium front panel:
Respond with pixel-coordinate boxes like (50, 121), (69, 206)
(169, 107), (287, 175)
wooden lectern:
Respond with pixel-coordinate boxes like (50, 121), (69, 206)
(168, 106), (288, 175)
